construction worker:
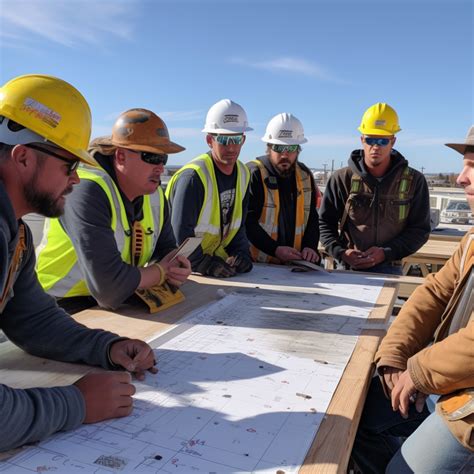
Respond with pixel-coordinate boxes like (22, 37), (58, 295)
(0, 74), (156, 451)
(166, 99), (253, 278)
(319, 103), (430, 274)
(351, 126), (474, 473)
(36, 108), (191, 314)
(246, 113), (320, 264)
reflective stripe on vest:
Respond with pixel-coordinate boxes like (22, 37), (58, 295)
(166, 153), (250, 259)
(250, 160), (313, 263)
(36, 166), (164, 298)
(0, 224), (27, 313)
(340, 165), (414, 232)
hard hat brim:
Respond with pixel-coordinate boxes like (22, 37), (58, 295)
(202, 126), (253, 134)
(262, 137), (308, 145)
(91, 135), (185, 154)
(358, 127), (398, 136)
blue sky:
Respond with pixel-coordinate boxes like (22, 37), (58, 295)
(1, 0), (472, 173)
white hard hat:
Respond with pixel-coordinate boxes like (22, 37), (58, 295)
(261, 113), (308, 145)
(202, 99), (253, 134)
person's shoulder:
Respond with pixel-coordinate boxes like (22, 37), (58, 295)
(70, 175), (110, 201)
(297, 161), (313, 175)
(331, 166), (352, 181)
(406, 166), (425, 179)
(246, 157), (264, 174)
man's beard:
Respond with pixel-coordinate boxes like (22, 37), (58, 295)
(24, 171), (71, 218)
(275, 160), (296, 178)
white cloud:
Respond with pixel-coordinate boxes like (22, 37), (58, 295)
(0, 0), (137, 49)
(231, 57), (346, 84)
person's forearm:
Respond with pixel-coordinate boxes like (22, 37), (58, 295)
(0, 384), (84, 451)
(138, 264), (165, 288)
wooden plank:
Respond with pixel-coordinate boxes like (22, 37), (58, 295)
(301, 281), (396, 473)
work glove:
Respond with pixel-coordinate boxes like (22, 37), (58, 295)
(230, 255), (253, 273)
(206, 256), (236, 278)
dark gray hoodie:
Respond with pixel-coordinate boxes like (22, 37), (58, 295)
(0, 179), (122, 452)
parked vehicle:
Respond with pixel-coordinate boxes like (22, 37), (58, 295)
(440, 199), (474, 224)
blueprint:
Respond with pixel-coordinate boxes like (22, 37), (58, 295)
(1, 270), (383, 473)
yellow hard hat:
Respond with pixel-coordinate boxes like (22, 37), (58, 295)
(358, 102), (401, 136)
(0, 74), (95, 165)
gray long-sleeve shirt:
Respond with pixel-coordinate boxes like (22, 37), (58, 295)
(57, 153), (177, 309)
(0, 180), (122, 452)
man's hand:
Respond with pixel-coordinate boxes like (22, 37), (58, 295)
(160, 251), (192, 287)
(391, 370), (427, 418)
(380, 366), (404, 395)
(341, 247), (385, 269)
(207, 256), (236, 278)
(75, 372), (136, 424)
(109, 339), (158, 381)
(227, 255), (253, 273)
(341, 248), (373, 269)
(275, 246), (302, 262)
(301, 247), (320, 263)
(364, 246), (386, 266)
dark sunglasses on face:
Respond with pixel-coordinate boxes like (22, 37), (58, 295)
(139, 152), (168, 166)
(25, 143), (80, 175)
(271, 144), (300, 154)
(364, 137), (392, 147)
(212, 134), (245, 146)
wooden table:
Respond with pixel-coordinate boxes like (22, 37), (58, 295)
(0, 268), (397, 473)
(402, 239), (459, 276)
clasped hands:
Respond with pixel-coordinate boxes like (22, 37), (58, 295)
(342, 246), (385, 270)
(381, 366), (427, 418)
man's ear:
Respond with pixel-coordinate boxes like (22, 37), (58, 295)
(392, 137), (397, 146)
(205, 134), (213, 147)
(11, 144), (34, 170)
(114, 148), (127, 166)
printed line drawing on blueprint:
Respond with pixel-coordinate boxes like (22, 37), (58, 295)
(2, 278), (383, 473)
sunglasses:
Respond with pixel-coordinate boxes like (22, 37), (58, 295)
(271, 144), (300, 154)
(139, 151), (168, 166)
(364, 137), (392, 147)
(25, 143), (80, 175)
(212, 134), (245, 146)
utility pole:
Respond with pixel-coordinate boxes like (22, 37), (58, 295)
(421, 166), (425, 174)
(323, 162), (328, 184)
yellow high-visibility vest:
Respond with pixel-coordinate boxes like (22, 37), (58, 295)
(166, 153), (250, 259)
(36, 166), (164, 298)
(249, 160), (313, 263)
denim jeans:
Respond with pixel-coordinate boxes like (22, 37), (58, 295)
(387, 410), (474, 473)
(351, 377), (474, 473)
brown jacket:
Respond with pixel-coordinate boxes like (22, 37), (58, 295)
(375, 229), (474, 450)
